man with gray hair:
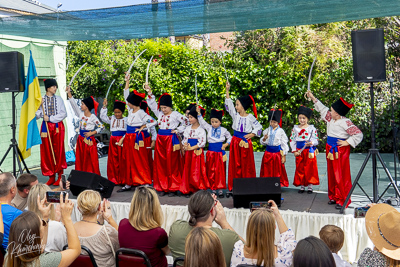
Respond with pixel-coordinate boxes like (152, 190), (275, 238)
(0, 172), (23, 249)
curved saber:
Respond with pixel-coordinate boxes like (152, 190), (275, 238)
(307, 57), (317, 92)
(195, 74), (198, 104)
(105, 79), (116, 99)
(68, 62), (87, 86)
(221, 55), (229, 82)
(127, 49), (147, 73)
(145, 56), (154, 84)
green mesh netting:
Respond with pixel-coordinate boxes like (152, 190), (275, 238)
(1, 0), (400, 41)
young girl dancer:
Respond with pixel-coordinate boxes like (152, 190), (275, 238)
(289, 105), (319, 193)
(100, 99), (127, 184)
(197, 106), (232, 198)
(225, 82), (262, 196)
(260, 109), (289, 187)
(180, 106), (209, 196)
(66, 86), (104, 175)
(140, 100), (157, 174)
(144, 84), (188, 196)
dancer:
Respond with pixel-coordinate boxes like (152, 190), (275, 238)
(260, 109), (289, 187)
(66, 86), (104, 175)
(180, 106), (209, 196)
(197, 106), (231, 198)
(140, 100), (157, 174)
(118, 74), (157, 192)
(35, 79), (67, 186)
(144, 84), (188, 196)
(307, 91), (363, 209)
(225, 82), (262, 196)
(100, 99), (127, 184)
(290, 105), (319, 193)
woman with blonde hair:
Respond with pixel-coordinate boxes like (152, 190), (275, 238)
(119, 186), (169, 267)
(184, 227), (226, 267)
(27, 183), (67, 252)
(74, 190), (119, 267)
(230, 200), (296, 267)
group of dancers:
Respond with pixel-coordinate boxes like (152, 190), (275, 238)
(35, 74), (363, 209)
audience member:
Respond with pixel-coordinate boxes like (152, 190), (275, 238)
(119, 186), (169, 267)
(358, 203), (400, 267)
(0, 172), (22, 250)
(27, 184), (67, 252)
(11, 173), (38, 211)
(169, 190), (241, 267)
(184, 227), (226, 267)
(74, 190), (119, 267)
(292, 236), (335, 267)
(0, 204), (3, 248)
(319, 224), (351, 267)
(4, 193), (81, 267)
(230, 202), (296, 267)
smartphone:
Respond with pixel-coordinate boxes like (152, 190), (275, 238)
(354, 206), (370, 218)
(61, 174), (67, 190)
(46, 191), (66, 203)
(250, 201), (272, 212)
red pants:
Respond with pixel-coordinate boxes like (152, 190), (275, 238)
(260, 151), (289, 187)
(293, 149), (319, 187)
(153, 135), (183, 192)
(75, 135), (100, 175)
(326, 144), (352, 207)
(180, 149), (209, 194)
(206, 151), (227, 190)
(107, 135), (124, 184)
(40, 122), (67, 177)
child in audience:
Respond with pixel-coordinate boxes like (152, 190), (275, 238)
(289, 105), (319, 193)
(66, 86), (104, 175)
(260, 109), (289, 187)
(319, 225), (352, 267)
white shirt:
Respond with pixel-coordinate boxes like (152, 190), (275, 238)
(225, 98), (262, 136)
(198, 115), (232, 144)
(260, 126), (289, 155)
(45, 220), (67, 252)
(123, 90), (158, 128)
(289, 125), (319, 152)
(69, 96), (105, 133)
(35, 95), (67, 123)
(314, 100), (363, 148)
(182, 126), (207, 148)
(332, 253), (352, 267)
(147, 94), (188, 132)
(100, 108), (127, 131)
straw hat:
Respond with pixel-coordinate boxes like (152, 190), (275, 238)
(365, 203), (400, 260)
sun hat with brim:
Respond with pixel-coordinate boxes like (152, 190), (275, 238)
(365, 203), (400, 260)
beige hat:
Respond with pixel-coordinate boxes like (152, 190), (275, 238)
(365, 203), (400, 260)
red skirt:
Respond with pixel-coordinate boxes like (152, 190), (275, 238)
(293, 149), (319, 187)
(122, 133), (152, 186)
(326, 144), (352, 207)
(153, 135), (183, 192)
(107, 135), (124, 184)
(144, 136), (153, 178)
(260, 151), (289, 187)
(206, 151), (227, 190)
(180, 149), (209, 194)
(75, 135), (100, 175)
(40, 122), (67, 177)
(227, 136), (256, 191)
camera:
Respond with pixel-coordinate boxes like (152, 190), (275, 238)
(46, 191), (67, 203)
(250, 201), (272, 212)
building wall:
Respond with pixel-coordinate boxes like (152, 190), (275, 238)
(209, 32), (233, 51)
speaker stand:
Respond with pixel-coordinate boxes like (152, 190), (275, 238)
(340, 83), (400, 213)
(0, 92), (30, 177)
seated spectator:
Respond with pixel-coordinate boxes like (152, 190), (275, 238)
(292, 236), (335, 267)
(0, 172), (23, 250)
(358, 203), (400, 267)
(27, 184), (67, 252)
(0, 204), (3, 247)
(119, 186), (169, 267)
(74, 190), (119, 267)
(169, 190), (241, 267)
(4, 193), (81, 267)
(11, 173), (38, 211)
(230, 201), (296, 267)
(184, 227), (225, 267)
(319, 224), (352, 267)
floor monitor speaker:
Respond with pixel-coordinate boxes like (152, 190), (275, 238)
(68, 170), (115, 199)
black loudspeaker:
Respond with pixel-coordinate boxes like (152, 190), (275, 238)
(0, 51), (25, 92)
(68, 170), (115, 199)
(233, 177), (281, 208)
(351, 28), (386, 83)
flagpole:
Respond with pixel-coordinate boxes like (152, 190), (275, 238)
(41, 103), (57, 165)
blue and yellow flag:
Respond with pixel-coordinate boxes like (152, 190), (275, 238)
(18, 51), (42, 159)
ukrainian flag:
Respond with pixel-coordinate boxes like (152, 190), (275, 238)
(18, 51), (42, 159)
